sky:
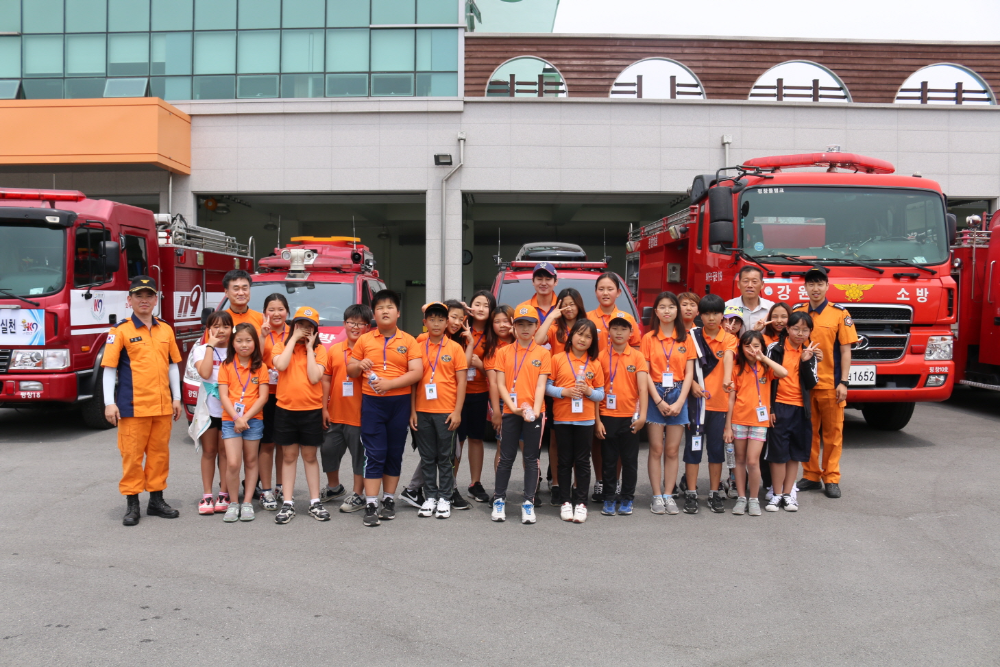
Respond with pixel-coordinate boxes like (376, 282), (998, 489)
(553, 0), (1000, 41)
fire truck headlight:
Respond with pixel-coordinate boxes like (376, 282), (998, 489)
(924, 336), (953, 361)
(43, 349), (70, 370)
(11, 350), (43, 370)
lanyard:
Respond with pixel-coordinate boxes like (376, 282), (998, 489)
(607, 347), (622, 391)
(381, 331), (397, 371)
(657, 334), (675, 375)
(566, 351), (589, 385)
(511, 341), (534, 390)
(213, 347), (223, 364)
(750, 362), (763, 406)
(268, 326), (285, 346)
(472, 328), (485, 353)
(425, 338), (443, 382)
(232, 358), (253, 400)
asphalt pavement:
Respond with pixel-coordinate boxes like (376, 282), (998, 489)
(1, 388), (999, 666)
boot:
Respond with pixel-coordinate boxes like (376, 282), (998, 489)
(123, 494), (141, 526)
(147, 490), (180, 518)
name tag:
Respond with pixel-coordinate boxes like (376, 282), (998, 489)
(425, 383), (438, 400)
(342, 381), (354, 397)
(234, 402), (245, 417)
(662, 372), (674, 388)
(509, 392), (517, 405)
(756, 405), (769, 422)
(571, 397), (584, 413)
(268, 368), (279, 384)
(691, 435), (703, 451)
(606, 394), (617, 410)
(467, 368), (476, 381)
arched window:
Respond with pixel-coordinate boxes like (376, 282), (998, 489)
(896, 64), (995, 105)
(749, 61), (850, 103)
(610, 58), (705, 100)
(485, 57), (567, 97)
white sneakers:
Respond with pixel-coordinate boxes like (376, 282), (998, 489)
(572, 504), (587, 524)
(491, 498), (506, 522)
(560, 502), (587, 523)
(521, 501), (536, 524)
(418, 497), (436, 518)
(435, 498), (451, 519)
(560, 502), (574, 521)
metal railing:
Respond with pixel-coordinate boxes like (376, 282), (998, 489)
(628, 207), (695, 242)
(163, 221), (251, 257)
(953, 229), (992, 248)
(610, 75), (703, 99)
(895, 81), (992, 104)
(749, 78), (848, 102)
(486, 73), (566, 97)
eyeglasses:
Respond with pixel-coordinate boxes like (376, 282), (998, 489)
(344, 321), (367, 329)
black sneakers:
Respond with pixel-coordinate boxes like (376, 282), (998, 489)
(823, 482), (842, 498)
(468, 482), (490, 503)
(275, 503), (295, 524)
(308, 501), (331, 521)
(399, 487), (423, 508)
(147, 491), (179, 518)
(708, 491), (725, 513)
(379, 496), (396, 520)
(683, 491), (699, 514)
(796, 478), (823, 492)
(450, 488), (471, 510)
(123, 494), (141, 526)
(363, 502), (380, 527)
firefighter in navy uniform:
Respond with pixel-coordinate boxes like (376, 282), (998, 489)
(102, 276), (183, 526)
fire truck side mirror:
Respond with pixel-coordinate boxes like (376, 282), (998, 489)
(201, 308), (213, 326)
(708, 222), (734, 247)
(708, 187), (733, 224)
(641, 307), (653, 327)
(946, 213), (957, 245)
(101, 241), (120, 273)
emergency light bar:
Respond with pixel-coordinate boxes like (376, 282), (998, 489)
(741, 152), (895, 175)
(0, 188), (87, 202)
(507, 261), (608, 270)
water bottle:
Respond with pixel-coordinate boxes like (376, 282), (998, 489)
(631, 409), (639, 425)
(368, 372), (381, 394)
(521, 402), (536, 422)
(725, 442), (735, 469)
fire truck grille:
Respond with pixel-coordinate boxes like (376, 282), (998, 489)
(840, 304), (912, 363)
(0, 349), (10, 373)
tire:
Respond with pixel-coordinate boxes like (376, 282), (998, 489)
(80, 367), (115, 430)
(860, 402), (915, 431)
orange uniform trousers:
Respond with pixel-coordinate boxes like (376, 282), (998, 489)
(118, 415), (173, 496)
(803, 389), (843, 484)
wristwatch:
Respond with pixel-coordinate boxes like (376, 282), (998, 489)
(837, 379), (849, 387)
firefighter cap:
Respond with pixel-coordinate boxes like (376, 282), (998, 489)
(128, 275), (158, 294)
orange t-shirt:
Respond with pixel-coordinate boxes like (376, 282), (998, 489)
(549, 351), (605, 422)
(483, 339), (512, 372)
(325, 340), (362, 426)
(700, 327), (739, 413)
(351, 328), (420, 397)
(514, 295), (559, 326)
(271, 340), (328, 411)
(544, 324), (573, 354)
(217, 357), (269, 421)
(730, 362), (775, 427)
(599, 345), (648, 417)
(226, 308), (264, 332)
(775, 340), (804, 407)
(262, 325), (289, 386)
(414, 336), (468, 413)
(587, 307), (642, 351)
(465, 327), (490, 394)
(494, 342), (552, 415)
(641, 328), (697, 384)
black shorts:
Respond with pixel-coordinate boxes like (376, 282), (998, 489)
(765, 402), (811, 463)
(261, 393), (279, 444)
(272, 406), (324, 448)
(683, 410), (726, 464)
(209, 416), (222, 430)
(457, 391), (489, 441)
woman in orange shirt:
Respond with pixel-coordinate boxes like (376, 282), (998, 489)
(724, 330), (788, 516)
(258, 293), (289, 511)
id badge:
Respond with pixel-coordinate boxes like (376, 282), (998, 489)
(571, 397), (584, 413)
(234, 402), (245, 417)
(342, 381), (354, 397)
(425, 383), (438, 400)
(661, 372), (674, 388)
(509, 392), (517, 405)
(692, 435), (703, 452)
(467, 368), (476, 381)
(268, 368), (279, 384)
(756, 405), (769, 422)
(606, 394), (617, 410)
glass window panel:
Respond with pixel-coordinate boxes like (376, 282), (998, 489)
(371, 72), (412, 95)
(237, 74), (278, 97)
(416, 28), (456, 71)
(0, 0), (20, 33)
(0, 37), (20, 79)
(281, 30), (324, 72)
(66, 0), (108, 33)
(66, 77), (109, 98)
(417, 0), (455, 24)
(23, 0), (64, 33)
(0, 80), (23, 99)
(104, 77), (149, 96)
(151, 76), (192, 99)
(283, 0), (325, 27)
(280, 73), (324, 97)
(152, 32), (192, 75)
(152, 0), (193, 30)
(238, 0), (280, 29)
(371, 29), (413, 71)
(195, 0), (236, 29)
(23, 36), (64, 77)
(327, 0), (369, 27)
(237, 30), (279, 73)
(22, 79), (64, 99)
(193, 74), (235, 98)
(416, 71), (455, 96)
(325, 29), (368, 72)
(194, 31), (236, 74)
(326, 73), (367, 96)
(108, 33), (149, 76)
(66, 34), (107, 77)
(109, 0), (150, 31)
(371, 0), (414, 24)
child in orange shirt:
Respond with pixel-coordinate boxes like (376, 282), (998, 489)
(484, 305), (515, 440)
(756, 301), (792, 346)
(678, 292), (701, 331)
(258, 293), (289, 510)
(217, 323), (270, 522)
(194, 311), (233, 516)
(724, 330), (788, 516)
(457, 290), (496, 503)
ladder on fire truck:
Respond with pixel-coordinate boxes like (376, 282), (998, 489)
(155, 215), (254, 260)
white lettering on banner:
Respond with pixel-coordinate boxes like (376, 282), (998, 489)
(0, 310), (45, 346)
(778, 284), (791, 300)
(917, 288), (929, 303)
(798, 286), (808, 299)
(897, 288), (910, 301)
(319, 333), (335, 345)
(174, 285), (203, 319)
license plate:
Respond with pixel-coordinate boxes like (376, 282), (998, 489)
(848, 365), (876, 386)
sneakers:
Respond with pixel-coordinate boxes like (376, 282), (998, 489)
(764, 486), (774, 502)
(275, 503), (295, 524)
(308, 501), (331, 521)
(340, 492), (366, 513)
(572, 504), (587, 524)
(747, 498), (762, 516)
(664, 496), (680, 515)
(214, 494), (230, 513)
(491, 498), (506, 522)
(399, 487), (422, 509)
(435, 498), (451, 519)
(560, 502), (574, 522)
(468, 482), (490, 503)
(618, 499), (633, 515)
(319, 484), (345, 504)
(796, 478), (823, 492)
(379, 496), (396, 520)
(363, 502), (380, 527)
(521, 501), (536, 524)
(260, 490), (277, 511)
(549, 485), (561, 507)
(683, 491), (699, 514)
(198, 496), (214, 515)
(418, 497), (437, 518)
(450, 488), (471, 510)
(708, 491), (725, 513)
(601, 500), (617, 516)
(223, 502), (240, 523)
(274, 485), (283, 503)
(239, 502), (255, 521)
(765, 495), (782, 512)
(783, 494), (799, 512)
(650, 496), (666, 515)
(591, 481), (604, 503)
(726, 477), (739, 499)
(824, 482), (842, 498)
(732, 497), (747, 515)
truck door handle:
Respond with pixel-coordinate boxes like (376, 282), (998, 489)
(989, 261), (996, 304)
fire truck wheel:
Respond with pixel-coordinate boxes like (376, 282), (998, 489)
(81, 368), (115, 430)
(860, 402), (915, 431)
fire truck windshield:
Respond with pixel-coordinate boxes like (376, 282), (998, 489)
(497, 276), (638, 319)
(738, 186), (949, 266)
(0, 223), (67, 297)
(241, 281), (355, 326)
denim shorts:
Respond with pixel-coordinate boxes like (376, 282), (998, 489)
(646, 385), (689, 426)
(221, 418), (264, 441)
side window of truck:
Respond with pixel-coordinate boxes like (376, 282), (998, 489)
(123, 235), (148, 279)
(74, 227), (111, 287)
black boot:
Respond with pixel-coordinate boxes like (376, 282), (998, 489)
(123, 494), (141, 526)
(147, 491), (180, 518)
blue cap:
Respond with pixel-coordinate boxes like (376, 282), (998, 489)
(533, 262), (557, 278)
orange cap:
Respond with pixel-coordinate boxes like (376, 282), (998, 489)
(288, 306), (320, 327)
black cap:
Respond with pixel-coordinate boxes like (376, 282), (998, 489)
(803, 268), (829, 284)
(423, 301), (449, 318)
(128, 275), (158, 294)
(608, 315), (633, 329)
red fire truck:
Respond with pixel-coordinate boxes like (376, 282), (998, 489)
(627, 153), (957, 430)
(0, 188), (252, 428)
(951, 213), (1000, 391)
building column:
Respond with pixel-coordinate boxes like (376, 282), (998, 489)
(425, 184), (463, 301)
(158, 173), (197, 224)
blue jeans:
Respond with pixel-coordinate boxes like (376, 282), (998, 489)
(221, 418), (264, 440)
(645, 385), (689, 426)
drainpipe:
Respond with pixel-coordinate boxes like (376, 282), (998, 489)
(168, 173), (173, 217)
(441, 131), (466, 299)
(722, 134), (732, 168)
